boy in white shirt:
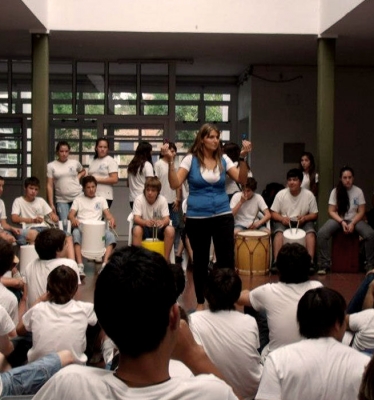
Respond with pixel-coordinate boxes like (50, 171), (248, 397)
(18, 265), (97, 365)
(230, 177), (271, 235)
(0, 176), (21, 244)
(132, 177), (175, 263)
(11, 177), (59, 245)
(68, 176), (116, 275)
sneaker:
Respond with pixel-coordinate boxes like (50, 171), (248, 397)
(78, 263), (86, 278)
(270, 262), (278, 275)
(309, 261), (316, 275)
(175, 256), (183, 265)
(317, 267), (327, 275)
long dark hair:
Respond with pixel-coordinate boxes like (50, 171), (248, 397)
(336, 166), (354, 217)
(128, 141), (153, 175)
(299, 152), (318, 196)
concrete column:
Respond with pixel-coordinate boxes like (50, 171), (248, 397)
(31, 33), (49, 197)
(317, 38), (335, 226)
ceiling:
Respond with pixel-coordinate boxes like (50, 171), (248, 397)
(2, 0), (374, 77)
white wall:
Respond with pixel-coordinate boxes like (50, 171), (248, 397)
(248, 65), (374, 211)
(24, 0), (319, 34)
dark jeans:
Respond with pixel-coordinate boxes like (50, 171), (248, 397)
(347, 273), (374, 314)
(185, 213), (234, 304)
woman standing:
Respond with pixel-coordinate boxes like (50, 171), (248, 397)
(299, 152), (318, 197)
(88, 138), (118, 208)
(47, 141), (86, 222)
(162, 123), (251, 310)
(128, 141), (154, 209)
(317, 166), (374, 274)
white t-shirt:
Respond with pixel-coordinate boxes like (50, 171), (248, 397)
(33, 365), (238, 400)
(133, 194), (169, 221)
(23, 299), (97, 364)
(128, 161), (154, 202)
(70, 195), (109, 222)
(190, 310), (263, 400)
(11, 197), (52, 228)
(256, 337), (370, 400)
(328, 185), (365, 221)
(47, 159), (84, 203)
(180, 154), (234, 184)
(249, 280), (323, 355)
(270, 188), (318, 219)
(0, 304), (15, 336)
(0, 199), (7, 220)
(88, 156), (118, 200)
(154, 159), (177, 203)
(349, 309), (374, 352)
(230, 192), (268, 228)
(301, 172), (319, 191)
(24, 258), (81, 308)
(0, 282), (18, 325)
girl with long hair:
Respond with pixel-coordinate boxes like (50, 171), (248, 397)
(299, 152), (318, 197)
(161, 123), (251, 310)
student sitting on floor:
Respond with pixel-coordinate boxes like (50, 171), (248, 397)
(17, 265), (97, 365)
(132, 177), (175, 263)
(256, 287), (370, 400)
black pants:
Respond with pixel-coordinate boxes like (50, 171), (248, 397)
(185, 214), (234, 304)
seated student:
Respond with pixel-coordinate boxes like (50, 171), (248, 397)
(132, 176), (175, 263)
(0, 176), (21, 244)
(317, 166), (374, 274)
(23, 229), (81, 308)
(190, 268), (262, 400)
(0, 239), (21, 325)
(256, 287), (370, 400)
(18, 265), (97, 365)
(270, 168), (318, 268)
(0, 304), (16, 358)
(68, 175), (117, 275)
(237, 243), (322, 360)
(33, 246), (238, 400)
(0, 350), (73, 397)
(230, 177), (270, 236)
(11, 176), (59, 245)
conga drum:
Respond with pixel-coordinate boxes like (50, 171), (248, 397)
(235, 231), (270, 275)
(81, 220), (106, 259)
(283, 229), (306, 247)
(141, 238), (165, 257)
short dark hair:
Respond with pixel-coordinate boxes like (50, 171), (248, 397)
(82, 175), (97, 188)
(160, 142), (177, 158)
(205, 268), (242, 312)
(277, 243), (311, 284)
(94, 246), (177, 358)
(35, 229), (66, 260)
(286, 168), (303, 182)
(242, 177), (257, 192)
(297, 287), (346, 339)
(169, 263), (185, 298)
(0, 238), (15, 276)
(47, 265), (78, 304)
(55, 141), (71, 152)
(24, 176), (40, 189)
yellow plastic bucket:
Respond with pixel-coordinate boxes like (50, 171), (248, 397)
(141, 239), (165, 257)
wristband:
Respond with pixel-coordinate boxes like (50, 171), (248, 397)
(239, 157), (246, 162)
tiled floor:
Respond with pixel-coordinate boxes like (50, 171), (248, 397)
(76, 243), (366, 310)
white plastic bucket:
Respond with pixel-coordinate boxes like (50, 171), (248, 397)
(81, 220), (106, 259)
(283, 228), (306, 247)
(20, 245), (38, 274)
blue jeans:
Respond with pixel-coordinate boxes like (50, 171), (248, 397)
(1, 352), (61, 396)
(56, 202), (72, 222)
(16, 227), (47, 246)
(169, 203), (181, 251)
(347, 273), (374, 314)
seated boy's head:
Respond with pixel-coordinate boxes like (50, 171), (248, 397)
(35, 229), (66, 260)
(144, 177), (162, 204)
(24, 177), (40, 200)
(82, 176), (97, 198)
(242, 177), (257, 199)
(24, 176), (40, 189)
(277, 243), (311, 284)
(47, 265), (78, 304)
(169, 263), (185, 298)
(0, 238), (15, 277)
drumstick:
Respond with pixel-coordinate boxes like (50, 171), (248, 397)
(296, 219), (299, 234)
(110, 226), (119, 239)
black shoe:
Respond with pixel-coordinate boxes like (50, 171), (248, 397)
(309, 261), (316, 275)
(270, 262), (278, 275)
(175, 256), (183, 265)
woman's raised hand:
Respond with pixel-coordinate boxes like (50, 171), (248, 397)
(240, 140), (252, 157)
(161, 143), (173, 162)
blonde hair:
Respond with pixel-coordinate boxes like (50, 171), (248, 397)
(189, 123), (223, 172)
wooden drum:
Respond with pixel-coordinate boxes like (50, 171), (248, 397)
(235, 231), (270, 275)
